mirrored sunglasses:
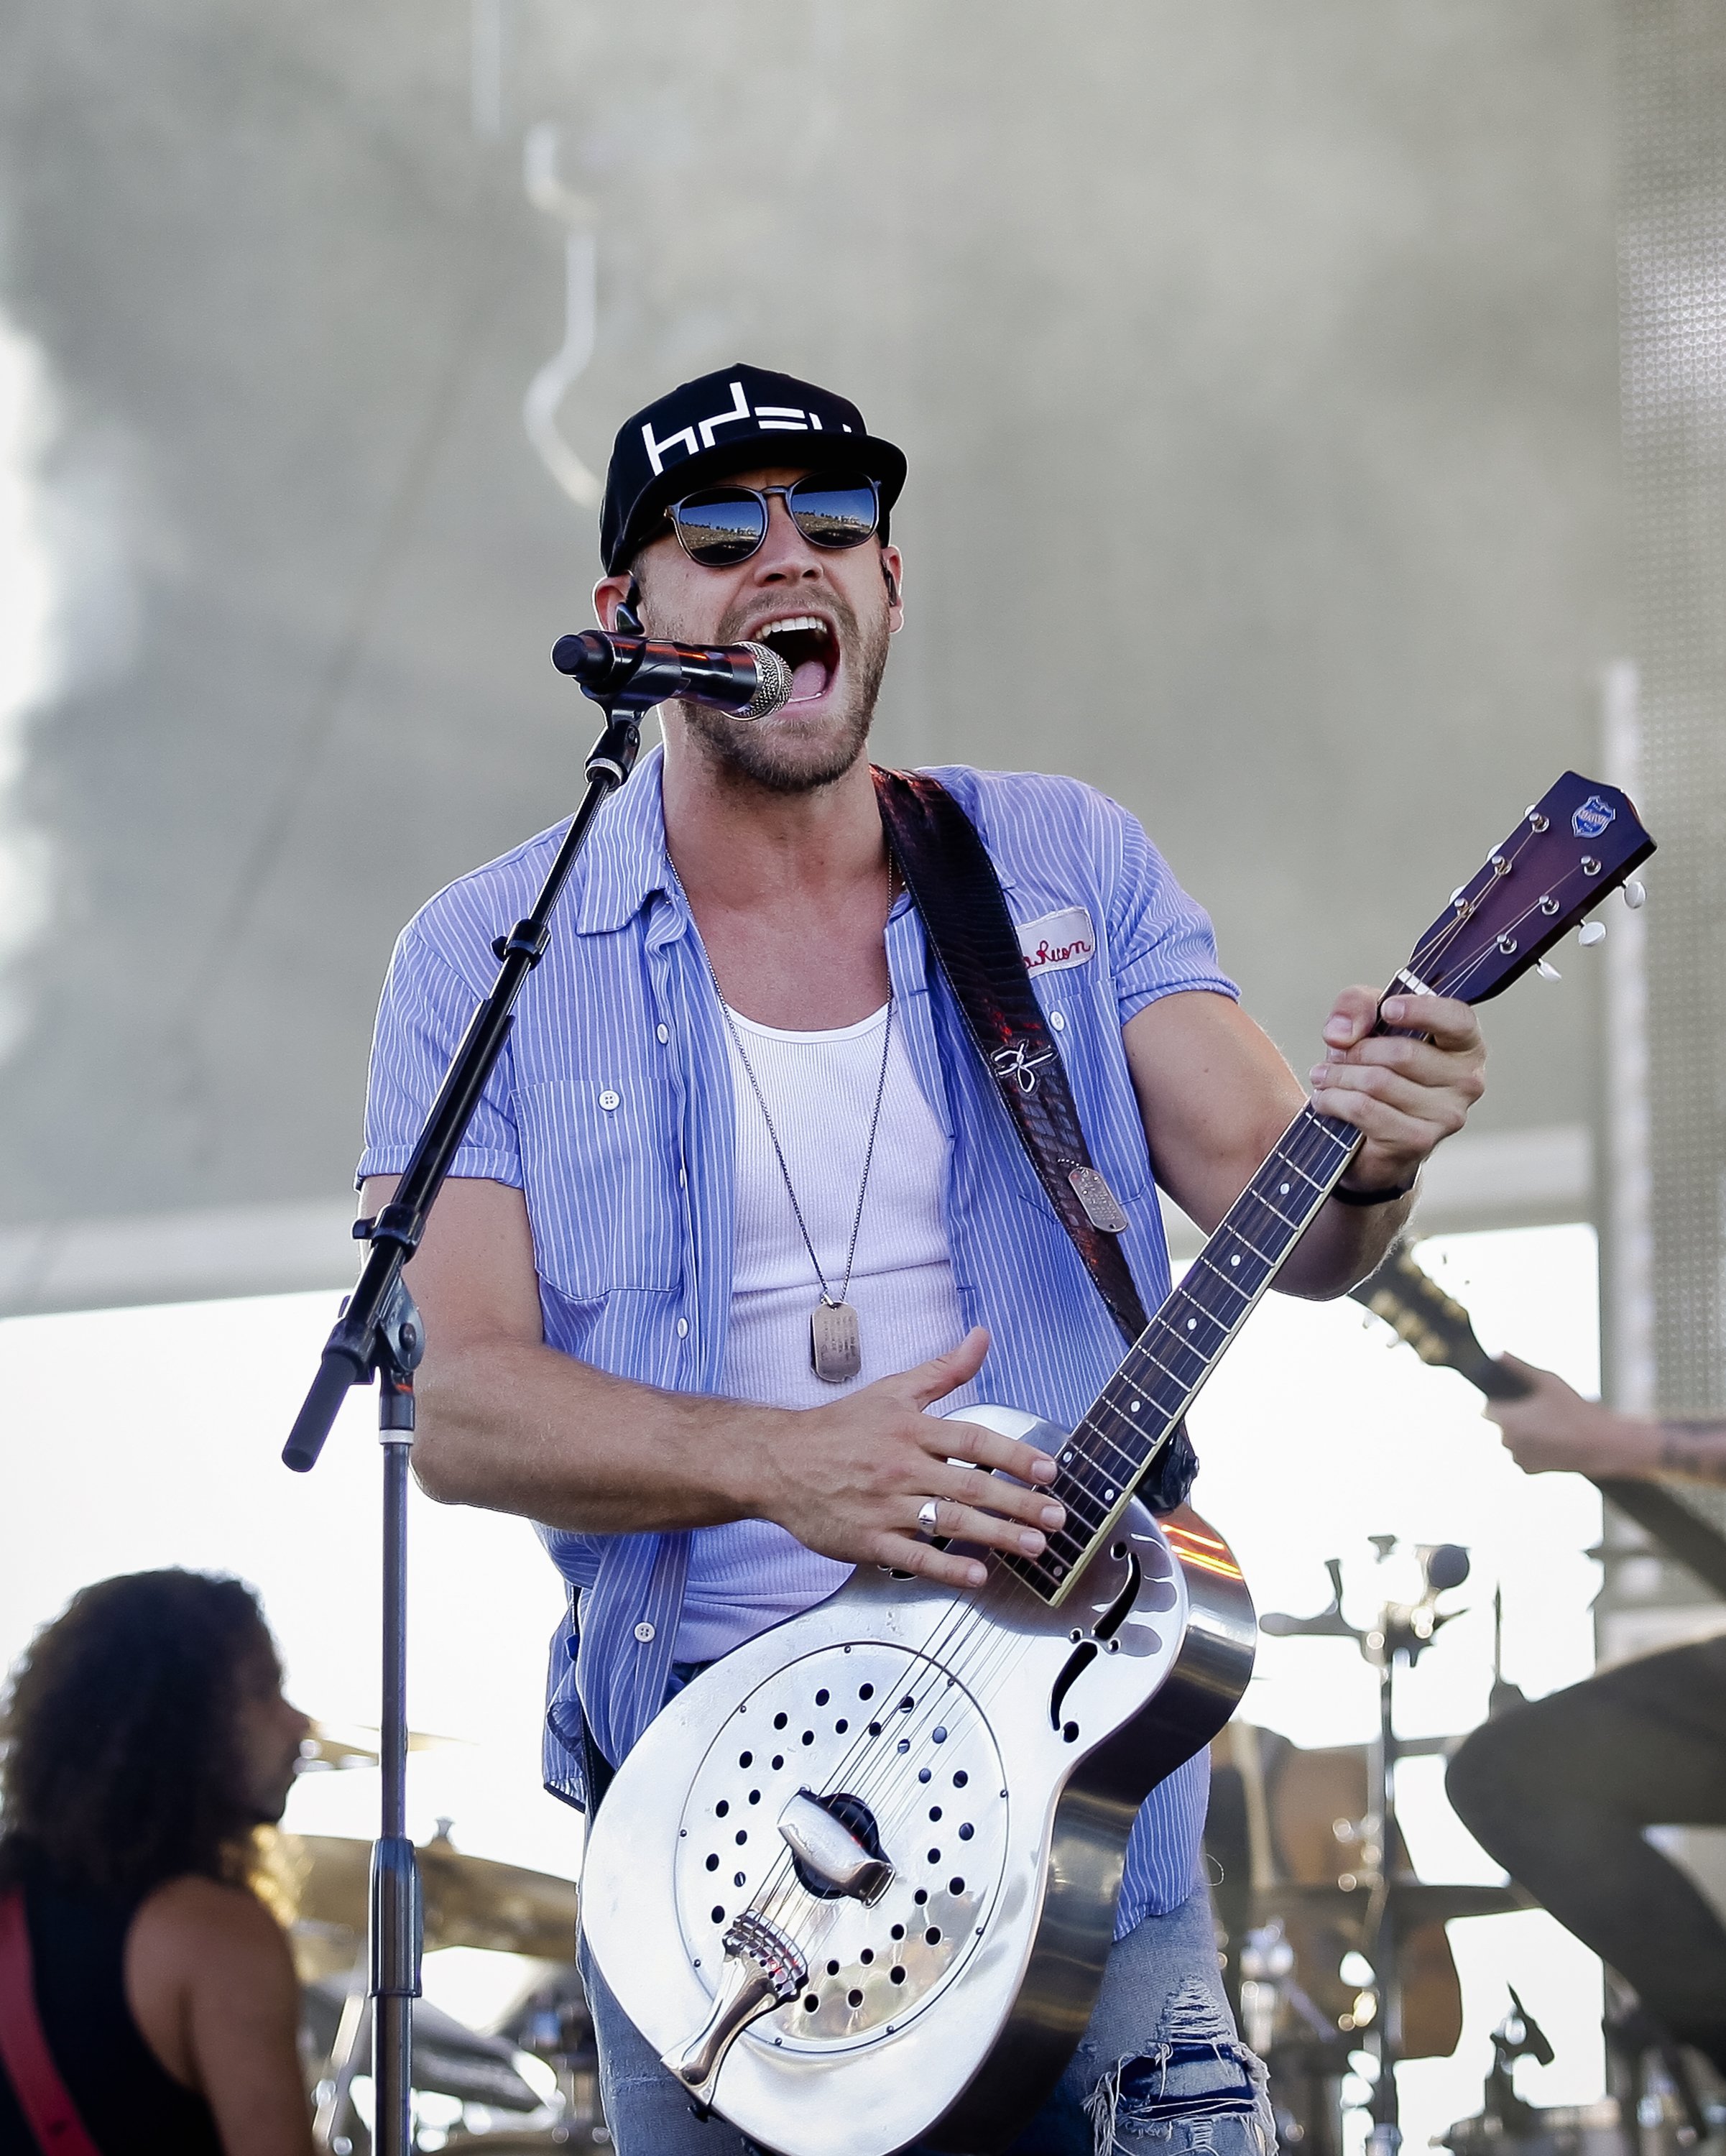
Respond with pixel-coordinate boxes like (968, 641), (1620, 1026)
(666, 473), (881, 566)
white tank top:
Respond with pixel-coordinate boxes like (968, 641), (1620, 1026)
(675, 1001), (978, 1662)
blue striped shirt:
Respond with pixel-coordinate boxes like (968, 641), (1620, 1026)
(358, 746), (1238, 1930)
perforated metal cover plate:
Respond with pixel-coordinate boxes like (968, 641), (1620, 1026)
(671, 1641), (1010, 2055)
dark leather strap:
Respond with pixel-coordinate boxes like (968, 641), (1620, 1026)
(873, 767), (1197, 1513)
(0, 1889), (105, 2156)
(874, 766), (1150, 1340)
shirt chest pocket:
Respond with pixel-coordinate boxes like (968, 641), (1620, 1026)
(515, 1077), (682, 1296)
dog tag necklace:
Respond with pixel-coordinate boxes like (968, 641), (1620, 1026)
(684, 862), (897, 1385)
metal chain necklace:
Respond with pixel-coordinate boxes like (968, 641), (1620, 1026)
(675, 860), (897, 1384)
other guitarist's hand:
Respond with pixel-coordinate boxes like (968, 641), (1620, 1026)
(1485, 1355), (1663, 1478)
(1309, 987), (1486, 1192)
(746, 1327), (1067, 1591)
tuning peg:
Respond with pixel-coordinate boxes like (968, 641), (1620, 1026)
(1537, 957), (1561, 980)
(1579, 921), (1607, 946)
(1623, 877), (1646, 910)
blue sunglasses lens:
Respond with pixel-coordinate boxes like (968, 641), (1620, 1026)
(786, 477), (879, 548)
(672, 490), (769, 565)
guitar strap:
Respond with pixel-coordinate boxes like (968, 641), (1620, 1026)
(0, 1889), (105, 2156)
(872, 765), (1196, 1514)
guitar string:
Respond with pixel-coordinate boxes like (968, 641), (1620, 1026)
(733, 1081), (1410, 1979)
(744, 1590), (1061, 1978)
(717, 817), (1592, 1981)
(735, 1504), (1091, 1953)
(745, 1515), (1194, 1996)
(752, 827), (1612, 1944)
(739, 1072), (1413, 1951)
(741, 1099), (1356, 1971)
(730, 1626), (1002, 1962)
(742, 1453), (1202, 1961)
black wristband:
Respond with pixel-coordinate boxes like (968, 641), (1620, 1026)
(1331, 1176), (1417, 1207)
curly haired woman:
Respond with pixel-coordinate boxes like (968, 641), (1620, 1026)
(0, 1570), (315, 2155)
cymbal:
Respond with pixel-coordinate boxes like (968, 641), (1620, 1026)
(298, 1721), (471, 1772)
(1251, 1878), (1533, 1925)
(274, 1832), (578, 1964)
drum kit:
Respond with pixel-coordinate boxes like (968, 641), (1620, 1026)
(277, 1726), (604, 2154)
(1209, 1542), (1725, 2156)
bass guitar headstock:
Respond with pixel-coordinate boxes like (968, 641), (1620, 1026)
(1390, 772), (1653, 1009)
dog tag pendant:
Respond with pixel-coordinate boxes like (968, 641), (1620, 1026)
(1069, 1166), (1130, 1233)
(811, 1299), (862, 1384)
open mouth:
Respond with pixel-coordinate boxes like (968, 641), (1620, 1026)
(754, 615), (841, 704)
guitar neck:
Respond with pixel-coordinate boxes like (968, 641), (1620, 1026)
(1350, 1250), (1726, 1603)
(1003, 1100), (1362, 1604)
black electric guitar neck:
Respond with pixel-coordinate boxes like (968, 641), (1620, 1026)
(1350, 1245), (1726, 1600)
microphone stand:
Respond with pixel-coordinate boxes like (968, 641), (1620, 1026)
(282, 679), (657, 2156)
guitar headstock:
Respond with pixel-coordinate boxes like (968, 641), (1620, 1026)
(1349, 1244), (1531, 1401)
(1395, 772), (1654, 1007)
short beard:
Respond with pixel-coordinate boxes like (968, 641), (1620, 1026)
(666, 583), (890, 797)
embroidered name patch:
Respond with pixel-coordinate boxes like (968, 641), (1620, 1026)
(1017, 906), (1096, 975)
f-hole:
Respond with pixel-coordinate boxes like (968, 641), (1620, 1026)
(1094, 1550), (1142, 1641)
(1049, 1641), (1097, 1730)
(1048, 1547), (1141, 1731)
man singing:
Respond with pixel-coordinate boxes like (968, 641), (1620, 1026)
(358, 364), (1487, 2153)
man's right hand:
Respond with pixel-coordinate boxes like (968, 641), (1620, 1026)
(740, 1327), (1067, 1591)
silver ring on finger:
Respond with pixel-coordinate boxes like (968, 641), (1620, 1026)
(916, 1498), (940, 1536)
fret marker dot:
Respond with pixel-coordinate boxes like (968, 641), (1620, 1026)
(1130, 1401), (1140, 1413)
(1279, 1182), (1291, 1195)
(1062, 1451), (1074, 1463)
(1105, 1488), (1115, 1501)
(1186, 1317), (1196, 1330)
(1230, 1254), (1240, 1266)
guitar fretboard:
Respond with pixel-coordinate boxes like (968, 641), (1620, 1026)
(1002, 1102), (1361, 1605)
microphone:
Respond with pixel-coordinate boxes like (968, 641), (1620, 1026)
(552, 630), (793, 718)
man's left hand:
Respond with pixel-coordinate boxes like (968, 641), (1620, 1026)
(1309, 987), (1485, 1192)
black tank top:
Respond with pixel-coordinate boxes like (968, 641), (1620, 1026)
(0, 1871), (226, 2156)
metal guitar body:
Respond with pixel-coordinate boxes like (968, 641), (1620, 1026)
(581, 1406), (1256, 2156)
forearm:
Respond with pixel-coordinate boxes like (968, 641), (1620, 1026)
(1275, 1180), (1415, 1299)
(1491, 1372), (1726, 1482)
(412, 1337), (778, 1533)
(1651, 1419), (1726, 1484)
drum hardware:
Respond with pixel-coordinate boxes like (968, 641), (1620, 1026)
(1259, 1537), (1491, 2156)
(303, 1978), (545, 2133)
(1431, 1990), (1721, 2156)
(1440, 1991), (1624, 2156)
(1602, 1996), (1722, 2156)
(278, 1823), (591, 2152)
(498, 1971), (607, 2150)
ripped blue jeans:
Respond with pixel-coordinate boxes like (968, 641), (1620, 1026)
(578, 1882), (1273, 2156)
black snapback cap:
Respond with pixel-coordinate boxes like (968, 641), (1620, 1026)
(600, 361), (907, 574)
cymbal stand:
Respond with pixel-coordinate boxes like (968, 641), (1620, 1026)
(280, 662), (670, 2156)
(1263, 1538), (1471, 2156)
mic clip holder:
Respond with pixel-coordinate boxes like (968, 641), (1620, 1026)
(336, 1240), (426, 1432)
